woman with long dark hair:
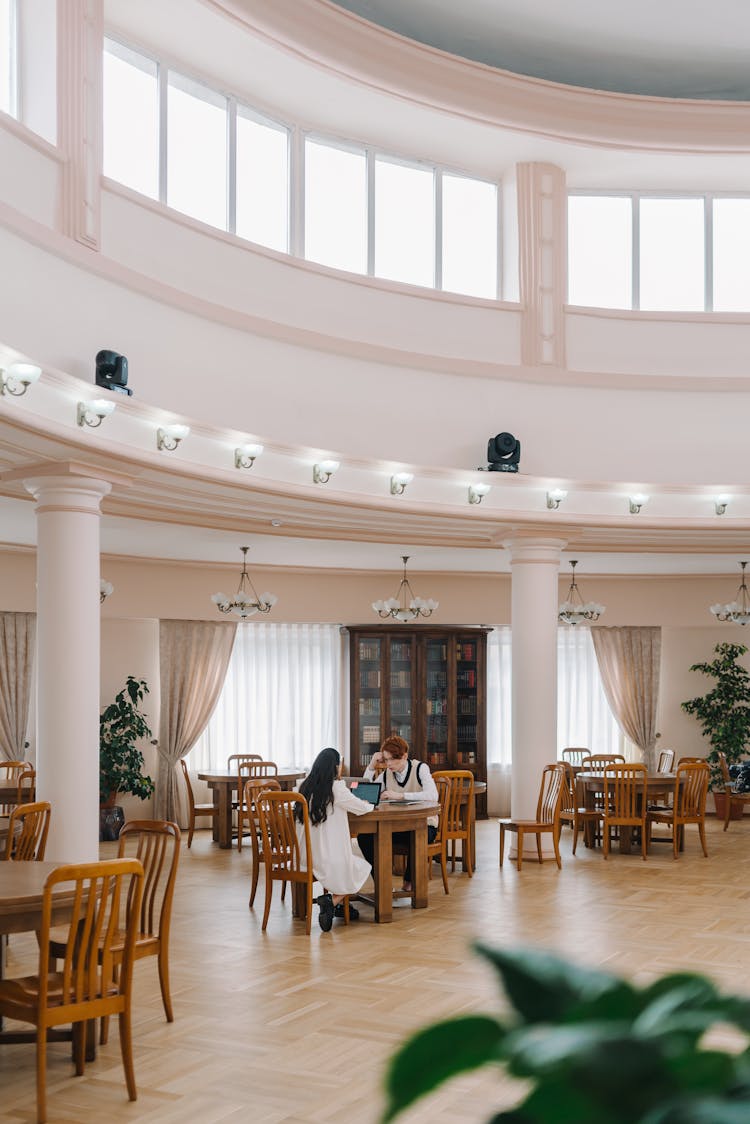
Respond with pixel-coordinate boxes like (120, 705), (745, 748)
(296, 747), (373, 931)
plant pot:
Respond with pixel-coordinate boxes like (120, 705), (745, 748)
(99, 805), (125, 841)
(713, 792), (745, 822)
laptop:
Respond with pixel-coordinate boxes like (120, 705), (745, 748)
(349, 780), (382, 806)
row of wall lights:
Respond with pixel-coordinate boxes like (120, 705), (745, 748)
(1, 378), (740, 514)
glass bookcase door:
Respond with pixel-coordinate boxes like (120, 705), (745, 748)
(455, 637), (479, 767)
(388, 636), (413, 743)
(425, 637), (449, 768)
(357, 636), (382, 768)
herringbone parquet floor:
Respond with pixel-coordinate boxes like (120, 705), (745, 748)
(0, 816), (747, 1122)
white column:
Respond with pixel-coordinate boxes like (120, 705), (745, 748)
(503, 536), (566, 859)
(24, 472), (111, 862)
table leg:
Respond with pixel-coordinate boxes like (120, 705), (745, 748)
(216, 786), (232, 849)
(374, 825), (393, 924)
(411, 825), (428, 910)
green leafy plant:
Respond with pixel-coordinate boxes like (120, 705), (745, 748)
(99, 675), (155, 805)
(383, 945), (750, 1123)
(681, 641), (750, 790)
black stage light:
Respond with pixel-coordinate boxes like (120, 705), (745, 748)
(486, 432), (520, 472)
(95, 350), (132, 396)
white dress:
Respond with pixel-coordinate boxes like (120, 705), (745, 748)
(298, 779), (373, 896)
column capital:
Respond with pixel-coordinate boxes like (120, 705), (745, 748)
(502, 536), (567, 565)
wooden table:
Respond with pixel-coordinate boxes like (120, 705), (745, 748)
(0, 861), (83, 1049)
(198, 770), (306, 848)
(576, 772), (683, 853)
(348, 803), (440, 923)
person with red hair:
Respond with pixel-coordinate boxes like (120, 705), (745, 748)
(360, 734), (438, 891)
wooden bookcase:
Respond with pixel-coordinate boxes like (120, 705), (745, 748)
(347, 626), (489, 817)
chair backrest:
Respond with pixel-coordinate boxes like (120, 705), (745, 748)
(561, 748), (589, 767)
(535, 764), (566, 825)
(582, 754), (626, 774)
(117, 820), (181, 940)
(656, 749), (675, 773)
(675, 761), (709, 818)
(0, 760), (27, 813)
(603, 763), (647, 819)
(179, 759), (196, 813)
(4, 800), (51, 861)
(559, 762), (576, 815)
(432, 769), (475, 836)
(227, 753), (262, 772)
(38, 858), (143, 1014)
(679, 755), (706, 765)
(256, 790), (309, 879)
(246, 761), (279, 777)
(16, 764), (36, 803)
(243, 776), (282, 816)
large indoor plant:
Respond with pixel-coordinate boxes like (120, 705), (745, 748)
(383, 944), (750, 1123)
(99, 675), (155, 838)
(681, 641), (750, 817)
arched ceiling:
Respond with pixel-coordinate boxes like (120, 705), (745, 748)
(329, 1), (750, 101)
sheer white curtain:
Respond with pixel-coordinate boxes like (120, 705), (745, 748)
(557, 627), (622, 756)
(189, 623), (343, 773)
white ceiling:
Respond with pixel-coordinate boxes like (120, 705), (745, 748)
(330, 0), (750, 100)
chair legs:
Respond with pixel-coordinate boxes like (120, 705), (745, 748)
(186, 817), (195, 848)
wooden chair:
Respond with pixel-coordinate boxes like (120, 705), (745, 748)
(16, 764), (36, 804)
(3, 801), (51, 861)
(656, 749), (675, 772)
(717, 751), (750, 830)
(581, 754), (626, 771)
(243, 776), (282, 907)
(647, 761), (709, 859)
(100, 820), (181, 1043)
(432, 768), (475, 876)
(0, 760), (28, 814)
(255, 790), (314, 934)
(558, 762), (590, 853)
(227, 754), (261, 821)
(179, 759), (217, 848)
(498, 763), (566, 871)
(601, 763), (648, 860)
(678, 756), (705, 764)
(237, 760), (279, 851)
(0, 857), (144, 1124)
(561, 747), (589, 767)
(424, 776), (451, 894)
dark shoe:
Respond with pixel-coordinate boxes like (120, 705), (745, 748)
(334, 902), (359, 921)
(316, 893), (334, 932)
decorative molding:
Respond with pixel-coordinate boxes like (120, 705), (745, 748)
(518, 163), (566, 369)
(57, 0), (103, 249)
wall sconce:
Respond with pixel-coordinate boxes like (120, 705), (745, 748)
(157, 424), (190, 451)
(235, 443), (264, 469)
(100, 579), (114, 603)
(628, 493), (649, 514)
(546, 489), (567, 510)
(468, 483), (491, 505)
(77, 399), (116, 428)
(390, 472), (413, 495)
(0, 362), (41, 397)
(313, 459), (339, 484)
(714, 494), (730, 516)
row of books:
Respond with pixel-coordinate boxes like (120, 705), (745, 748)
(457, 722), (478, 741)
(389, 670), (411, 688)
(390, 699), (412, 716)
(390, 642), (411, 661)
(458, 698), (477, 715)
(426, 644), (448, 660)
(360, 670), (381, 688)
(426, 671), (448, 688)
(361, 725), (381, 744)
(456, 642), (476, 661)
(456, 670), (477, 688)
(359, 698), (381, 715)
(358, 643), (381, 660)
(426, 698), (448, 715)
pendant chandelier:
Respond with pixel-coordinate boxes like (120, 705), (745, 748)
(558, 560), (605, 626)
(372, 556), (438, 623)
(710, 561), (750, 626)
(211, 546), (277, 619)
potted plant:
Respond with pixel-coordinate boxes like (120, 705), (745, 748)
(99, 675), (155, 840)
(383, 944), (750, 1122)
(681, 641), (750, 821)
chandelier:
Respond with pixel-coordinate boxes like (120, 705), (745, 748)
(558, 560), (605, 625)
(710, 561), (750, 626)
(372, 556), (438, 622)
(211, 546), (277, 619)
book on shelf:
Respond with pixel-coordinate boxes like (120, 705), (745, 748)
(456, 642), (475, 661)
(390, 642), (411, 661)
(458, 697), (477, 715)
(389, 670), (411, 688)
(359, 698), (381, 715)
(360, 669), (381, 688)
(456, 670), (476, 688)
(362, 725), (381, 743)
(359, 642), (381, 660)
(390, 699), (412, 716)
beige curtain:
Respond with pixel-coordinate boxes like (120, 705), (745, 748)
(155, 619), (237, 822)
(591, 626), (661, 771)
(0, 612), (36, 762)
